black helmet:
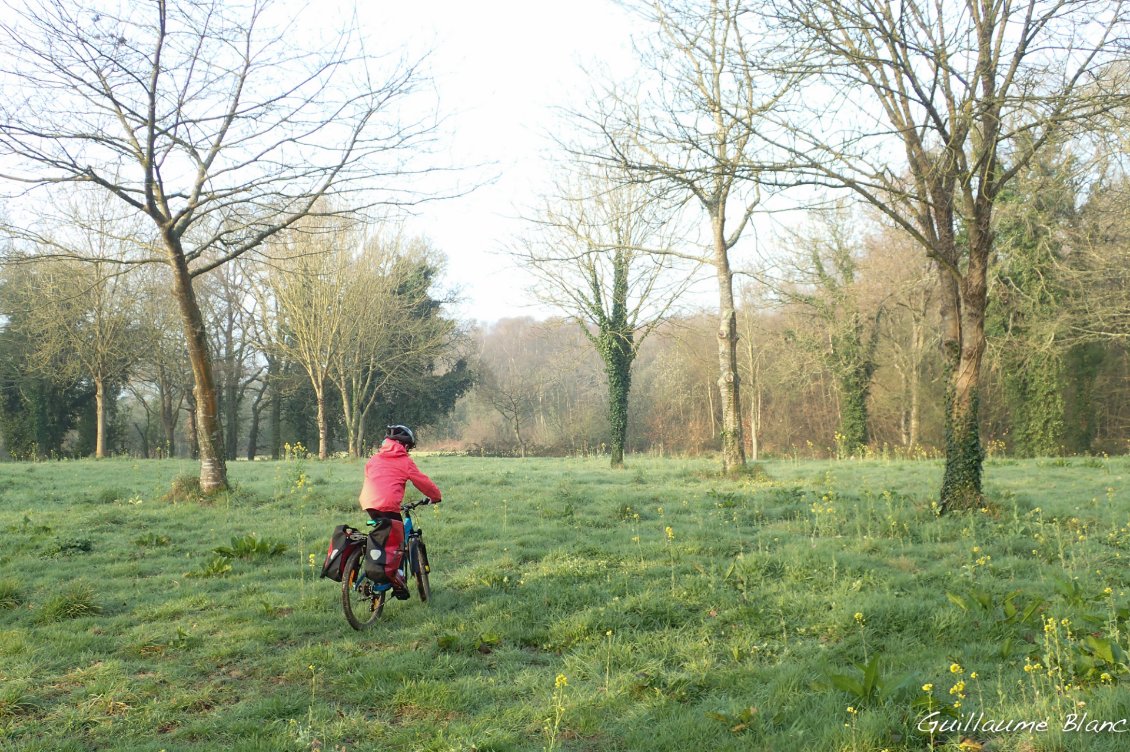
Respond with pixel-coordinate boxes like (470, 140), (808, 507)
(386, 424), (416, 450)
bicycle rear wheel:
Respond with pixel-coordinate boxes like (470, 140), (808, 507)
(342, 548), (384, 630)
(408, 537), (430, 603)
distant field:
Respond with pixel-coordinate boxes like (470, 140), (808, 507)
(1, 454), (1128, 751)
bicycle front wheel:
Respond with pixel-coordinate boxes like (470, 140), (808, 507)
(342, 548), (384, 630)
(408, 537), (430, 603)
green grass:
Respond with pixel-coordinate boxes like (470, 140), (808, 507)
(0, 454), (1128, 750)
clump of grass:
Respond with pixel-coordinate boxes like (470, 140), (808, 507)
(162, 475), (205, 504)
(36, 581), (102, 623)
(0, 681), (40, 720)
(94, 488), (126, 504)
(0, 578), (25, 609)
(213, 533), (288, 559)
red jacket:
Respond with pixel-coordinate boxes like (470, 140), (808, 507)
(358, 438), (441, 513)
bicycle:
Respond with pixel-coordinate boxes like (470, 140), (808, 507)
(341, 498), (432, 630)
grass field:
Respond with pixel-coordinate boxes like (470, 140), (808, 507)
(1, 453), (1129, 751)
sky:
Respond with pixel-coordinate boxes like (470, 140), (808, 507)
(358, 1), (643, 324)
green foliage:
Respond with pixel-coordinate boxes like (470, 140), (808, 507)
(823, 655), (912, 706)
(42, 538), (94, 557)
(212, 533), (288, 559)
(185, 555), (234, 578)
(1062, 342), (1107, 453)
(987, 144), (1075, 457)
(0, 271), (99, 458)
(132, 532), (171, 547)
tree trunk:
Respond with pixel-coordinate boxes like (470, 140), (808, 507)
(224, 377), (239, 461)
(315, 383), (328, 459)
(94, 375), (106, 458)
(159, 371), (177, 458)
(909, 318), (923, 449)
(939, 235), (989, 512)
(183, 388), (199, 460)
(167, 250), (227, 492)
(268, 359), (282, 460)
(246, 381), (267, 461)
(713, 226), (745, 472)
(605, 342), (632, 469)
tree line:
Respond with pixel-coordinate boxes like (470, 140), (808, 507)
(0, 0), (1128, 516)
(0, 208), (472, 462)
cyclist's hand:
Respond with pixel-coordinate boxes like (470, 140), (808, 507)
(426, 497), (441, 505)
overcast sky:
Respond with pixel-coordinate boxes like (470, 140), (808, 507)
(359, 1), (642, 324)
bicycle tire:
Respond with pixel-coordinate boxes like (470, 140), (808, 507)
(409, 536), (430, 603)
(342, 547), (384, 630)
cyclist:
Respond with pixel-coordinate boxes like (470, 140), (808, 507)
(358, 424), (442, 599)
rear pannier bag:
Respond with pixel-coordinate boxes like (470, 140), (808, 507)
(362, 519), (394, 585)
(320, 524), (365, 582)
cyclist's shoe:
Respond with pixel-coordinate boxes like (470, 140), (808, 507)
(390, 574), (411, 600)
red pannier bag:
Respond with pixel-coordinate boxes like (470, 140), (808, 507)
(320, 524), (366, 582)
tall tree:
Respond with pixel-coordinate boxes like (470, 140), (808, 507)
(767, 0), (1128, 509)
(987, 146), (1081, 456)
(22, 257), (138, 458)
(516, 165), (692, 467)
(771, 211), (884, 454)
(332, 238), (462, 457)
(580, 0), (798, 472)
(0, 0), (438, 491)
(0, 266), (94, 458)
(261, 218), (358, 459)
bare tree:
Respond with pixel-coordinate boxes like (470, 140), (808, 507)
(515, 163), (694, 467)
(330, 234), (458, 457)
(767, 210), (885, 455)
(766, 0), (1129, 509)
(260, 218), (358, 459)
(0, 0), (440, 491)
(578, 0), (798, 472)
(865, 225), (938, 450)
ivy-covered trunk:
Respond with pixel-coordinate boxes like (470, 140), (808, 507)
(835, 370), (870, 452)
(829, 315), (879, 455)
(603, 334), (633, 468)
(938, 227), (989, 512)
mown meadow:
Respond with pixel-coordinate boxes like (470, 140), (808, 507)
(1, 453), (1129, 751)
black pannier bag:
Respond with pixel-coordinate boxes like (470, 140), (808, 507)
(320, 524), (365, 582)
(362, 518), (393, 585)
